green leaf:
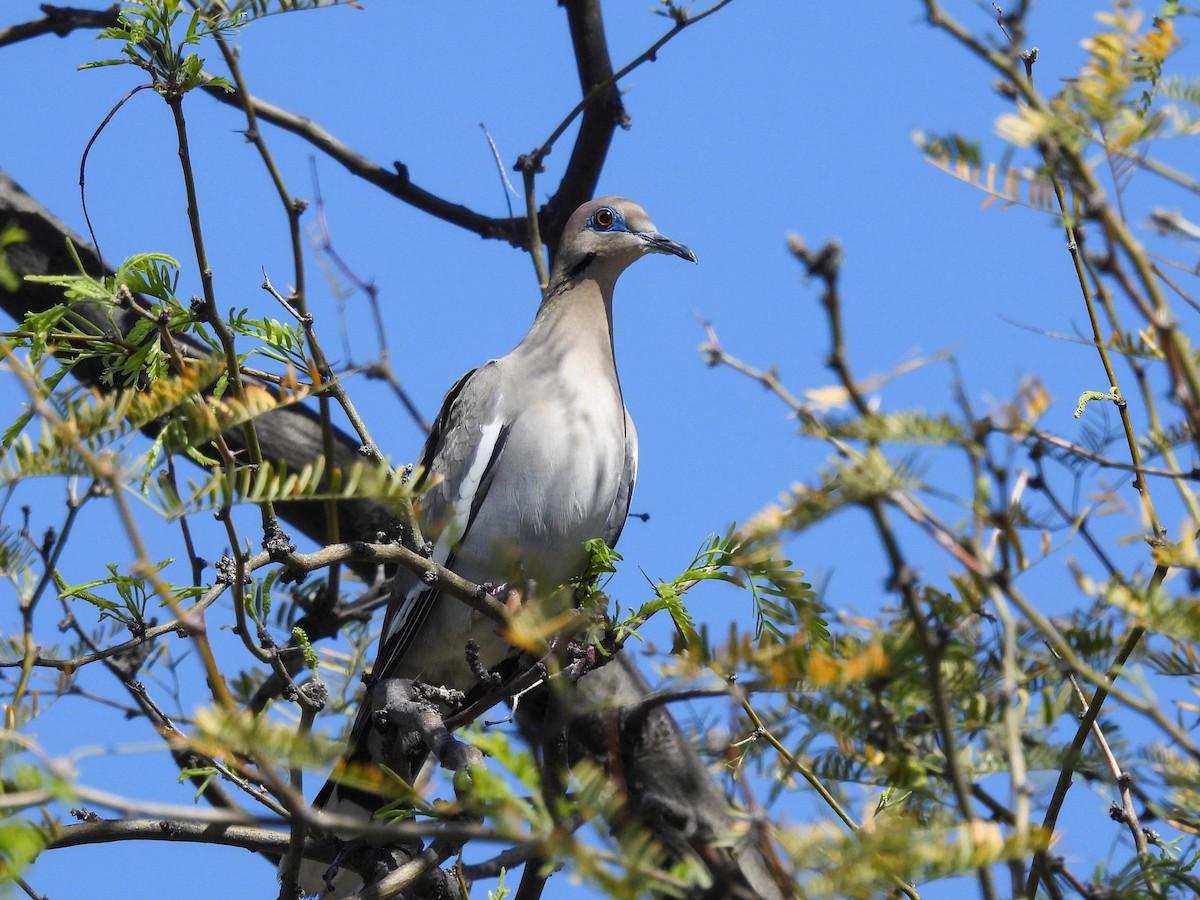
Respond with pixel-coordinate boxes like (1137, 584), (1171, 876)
(2, 364), (71, 449)
(0, 223), (29, 291)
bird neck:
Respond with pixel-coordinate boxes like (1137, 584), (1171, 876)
(519, 274), (618, 373)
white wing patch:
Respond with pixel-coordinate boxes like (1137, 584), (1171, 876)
(431, 415), (505, 566)
(380, 399), (505, 653)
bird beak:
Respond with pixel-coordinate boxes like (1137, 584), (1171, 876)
(639, 232), (697, 263)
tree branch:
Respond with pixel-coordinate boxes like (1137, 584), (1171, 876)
(0, 4), (118, 48)
(1, 167), (788, 898)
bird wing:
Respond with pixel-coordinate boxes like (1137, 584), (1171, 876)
(373, 360), (510, 683)
(603, 406), (638, 549)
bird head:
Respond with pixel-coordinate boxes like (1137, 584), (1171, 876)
(549, 197), (696, 288)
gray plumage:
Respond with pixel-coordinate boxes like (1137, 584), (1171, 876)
(297, 197), (695, 898)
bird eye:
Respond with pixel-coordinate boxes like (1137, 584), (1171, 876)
(592, 207), (615, 229)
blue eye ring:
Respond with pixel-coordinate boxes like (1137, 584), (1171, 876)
(589, 207), (623, 231)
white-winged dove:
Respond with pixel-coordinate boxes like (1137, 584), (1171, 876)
(297, 197), (695, 897)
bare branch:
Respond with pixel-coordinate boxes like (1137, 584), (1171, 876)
(0, 4), (118, 48)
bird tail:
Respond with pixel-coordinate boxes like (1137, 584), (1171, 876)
(292, 750), (403, 898)
(291, 676), (436, 897)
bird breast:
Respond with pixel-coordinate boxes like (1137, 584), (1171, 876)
(457, 370), (629, 590)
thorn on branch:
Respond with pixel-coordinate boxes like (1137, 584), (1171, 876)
(261, 269), (306, 322)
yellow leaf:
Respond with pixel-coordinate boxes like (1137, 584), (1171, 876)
(1019, 377), (1051, 423)
(803, 384), (851, 412)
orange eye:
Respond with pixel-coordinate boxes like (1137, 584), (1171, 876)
(594, 207), (614, 228)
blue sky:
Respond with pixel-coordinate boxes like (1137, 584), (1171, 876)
(3, 2), (1199, 898)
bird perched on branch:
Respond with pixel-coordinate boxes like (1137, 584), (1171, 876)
(294, 197), (696, 898)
